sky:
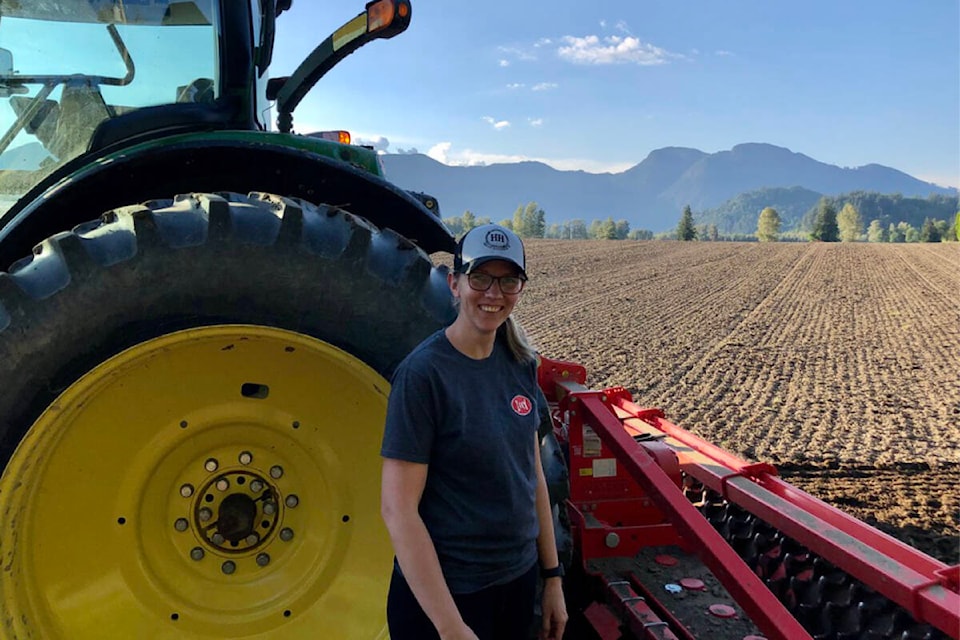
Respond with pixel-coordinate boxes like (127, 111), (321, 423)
(271, 1), (960, 189)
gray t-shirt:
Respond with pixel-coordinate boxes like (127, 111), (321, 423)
(381, 329), (540, 593)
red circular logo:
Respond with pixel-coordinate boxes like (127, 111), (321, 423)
(511, 395), (532, 416)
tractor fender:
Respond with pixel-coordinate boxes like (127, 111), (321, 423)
(0, 133), (455, 269)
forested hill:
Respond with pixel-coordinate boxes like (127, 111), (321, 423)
(381, 143), (956, 232)
(698, 187), (824, 234)
(700, 190), (958, 235)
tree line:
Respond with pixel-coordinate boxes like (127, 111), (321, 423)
(443, 202), (655, 240)
(444, 200), (959, 243)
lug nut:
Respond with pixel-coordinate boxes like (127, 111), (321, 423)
(180, 484), (194, 498)
(285, 494), (299, 508)
(263, 502), (277, 515)
(280, 528), (294, 542)
(246, 533), (259, 545)
(190, 547), (205, 561)
(174, 518), (189, 532)
(204, 458), (219, 472)
(256, 553), (271, 567)
(239, 451), (253, 465)
(269, 465), (283, 479)
(221, 561), (236, 575)
(250, 480), (264, 493)
(216, 478), (230, 491)
(212, 533), (225, 545)
(198, 508), (213, 522)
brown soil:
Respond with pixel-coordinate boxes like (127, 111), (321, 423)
(509, 240), (959, 564)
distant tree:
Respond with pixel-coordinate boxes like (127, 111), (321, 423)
(589, 217), (617, 239)
(955, 211), (960, 241)
(462, 210), (477, 233)
(707, 224), (719, 241)
(837, 203), (863, 242)
(512, 206), (523, 235)
(676, 205), (697, 241)
(887, 222), (903, 243)
(810, 199), (839, 242)
(545, 223), (562, 239)
(588, 219), (601, 239)
(757, 207), (782, 242)
(866, 219), (887, 243)
(476, 216), (491, 227)
(443, 215), (464, 236)
(499, 218), (513, 230)
(510, 202), (545, 238)
(898, 221), (919, 243)
(919, 218), (942, 243)
(628, 229), (654, 240)
(933, 219), (949, 241)
(527, 203), (546, 238)
(569, 219), (589, 239)
(614, 219), (631, 240)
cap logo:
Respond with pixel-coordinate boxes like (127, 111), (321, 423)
(484, 229), (510, 251)
(511, 395), (532, 416)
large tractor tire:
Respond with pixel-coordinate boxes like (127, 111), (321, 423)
(0, 192), (455, 639)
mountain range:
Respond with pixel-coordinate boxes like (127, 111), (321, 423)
(381, 143), (957, 233)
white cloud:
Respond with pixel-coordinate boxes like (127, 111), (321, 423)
(557, 35), (680, 65)
(599, 19), (607, 28)
(534, 38), (552, 48)
(506, 82), (525, 89)
(532, 82), (559, 91)
(497, 45), (536, 61)
(499, 59), (510, 67)
(426, 143), (634, 174)
(482, 116), (511, 130)
(354, 135), (390, 152)
(427, 141), (452, 164)
(528, 118), (544, 127)
(715, 50), (734, 57)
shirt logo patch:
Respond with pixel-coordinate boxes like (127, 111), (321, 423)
(511, 395), (533, 416)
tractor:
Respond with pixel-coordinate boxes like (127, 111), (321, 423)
(0, 2), (957, 639)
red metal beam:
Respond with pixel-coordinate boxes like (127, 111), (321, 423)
(558, 382), (813, 640)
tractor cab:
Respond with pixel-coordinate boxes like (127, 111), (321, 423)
(0, 1), (241, 211)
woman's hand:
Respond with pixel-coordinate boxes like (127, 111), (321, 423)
(540, 578), (568, 639)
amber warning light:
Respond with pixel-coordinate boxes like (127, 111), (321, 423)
(310, 131), (352, 145)
(367, 0), (409, 33)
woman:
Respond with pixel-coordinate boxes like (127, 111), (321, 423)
(381, 224), (568, 640)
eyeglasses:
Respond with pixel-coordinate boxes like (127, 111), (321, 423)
(465, 272), (526, 294)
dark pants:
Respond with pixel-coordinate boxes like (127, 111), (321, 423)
(387, 562), (538, 640)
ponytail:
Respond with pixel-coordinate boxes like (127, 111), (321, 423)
(499, 316), (537, 364)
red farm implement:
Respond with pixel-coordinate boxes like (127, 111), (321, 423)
(537, 356), (960, 640)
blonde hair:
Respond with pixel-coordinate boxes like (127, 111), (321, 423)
(498, 316), (537, 364)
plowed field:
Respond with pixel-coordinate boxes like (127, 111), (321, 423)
(514, 241), (960, 563)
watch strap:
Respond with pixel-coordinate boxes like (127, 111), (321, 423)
(540, 564), (564, 579)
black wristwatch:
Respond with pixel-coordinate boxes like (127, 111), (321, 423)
(540, 565), (564, 580)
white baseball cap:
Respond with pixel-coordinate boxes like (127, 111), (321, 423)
(454, 224), (527, 278)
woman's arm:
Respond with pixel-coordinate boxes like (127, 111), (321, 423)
(533, 439), (568, 640)
(381, 457), (478, 640)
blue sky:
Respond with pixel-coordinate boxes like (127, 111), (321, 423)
(272, 1), (960, 188)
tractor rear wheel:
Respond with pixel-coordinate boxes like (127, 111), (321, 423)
(0, 192), (454, 639)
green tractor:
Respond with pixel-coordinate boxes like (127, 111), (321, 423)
(0, 1), (459, 637)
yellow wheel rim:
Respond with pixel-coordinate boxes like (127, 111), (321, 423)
(0, 325), (392, 639)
